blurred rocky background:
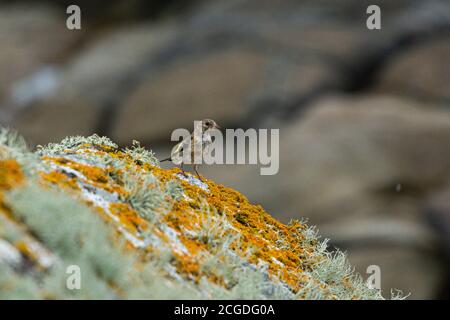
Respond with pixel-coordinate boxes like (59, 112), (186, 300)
(1, 0), (449, 299)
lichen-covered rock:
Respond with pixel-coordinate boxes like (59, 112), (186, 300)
(0, 129), (399, 299)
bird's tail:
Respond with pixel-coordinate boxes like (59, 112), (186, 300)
(159, 157), (171, 162)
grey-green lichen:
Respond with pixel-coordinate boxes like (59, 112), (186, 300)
(0, 128), (407, 300)
(36, 134), (118, 157)
(123, 140), (159, 167)
(121, 171), (167, 223)
(3, 182), (197, 299)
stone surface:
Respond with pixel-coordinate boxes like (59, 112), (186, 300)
(350, 246), (445, 299)
(274, 95), (450, 298)
(197, 95), (450, 299)
(0, 134), (386, 300)
(0, 4), (79, 100)
(1, 0), (450, 299)
(425, 185), (450, 269)
(276, 95), (450, 220)
(375, 38), (450, 102)
(59, 22), (177, 104)
(12, 94), (104, 146)
(112, 47), (270, 144)
(8, 21), (176, 145)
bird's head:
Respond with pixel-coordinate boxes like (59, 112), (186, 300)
(202, 119), (221, 131)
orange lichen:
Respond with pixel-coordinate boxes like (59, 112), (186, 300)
(42, 156), (127, 197)
(0, 138), (380, 299)
(173, 251), (202, 282)
(40, 171), (80, 191)
(34, 145), (316, 293)
(15, 240), (40, 266)
(144, 164), (311, 292)
(0, 160), (25, 221)
(0, 159), (24, 191)
(109, 203), (150, 234)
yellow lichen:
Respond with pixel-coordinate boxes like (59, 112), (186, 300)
(0, 159), (24, 191)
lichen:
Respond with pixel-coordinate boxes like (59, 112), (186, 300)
(0, 129), (405, 300)
(123, 140), (159, 167)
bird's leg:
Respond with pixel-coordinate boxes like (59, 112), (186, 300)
(180, 163), (188, 178)
(194, 164), (203, 181)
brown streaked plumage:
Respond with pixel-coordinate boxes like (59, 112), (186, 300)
(160, 119), (221, 181)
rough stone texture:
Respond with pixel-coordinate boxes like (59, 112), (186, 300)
(6, 22), (176, 146)
(277, 95), (450, 298)
(205, 95), (450, 219)
(276, 95), (450, 216)
(6, 0), (450, 145)
(375, 38), (450, 102)
(12, 94), (104, 146)
(425, 184), (450, 289)
(0, 4), (80, 100)
(0, 134), (387, 300)
(349, 246), (445, 300)
(200, 95), (450, 298)
(1, 0), (450, 299)
(112, 47), (270, 144)
(111, 0), (450, 143)
(59, 22), (177, 104)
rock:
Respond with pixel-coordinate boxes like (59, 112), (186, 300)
(0, 4), (80, 100)
(425, 185), (450, 263)
(272, 94), (450, 298)
(204, 95), (450, 222)
(349, 246), (445, 299)
(111, 0), (450, 144)
(201, 95), (450, 299)
(276, 95), (450, 220)
(11, 94), (104, 146)
(197, 94), (450, 298)
(2, 0), (449, 299)
(375, 38), (450, 101)
(9, 0), (449, 148)
(318, 203), (444, 299)
(59, 22), (177, 104)
(8, 21), (176, 145)
(0, 239), (21, 267)
(0, 131), (390, 299)
(112, 47), (270, 144)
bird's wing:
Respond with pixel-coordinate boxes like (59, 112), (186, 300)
(171, 141), (184, 158)
(170, 134), (193, 165)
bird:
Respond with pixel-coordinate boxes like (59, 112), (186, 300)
(159, 119), (221, 181)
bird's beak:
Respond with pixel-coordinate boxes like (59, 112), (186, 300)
(215, 124), (222, 130)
